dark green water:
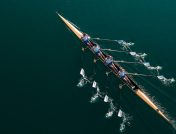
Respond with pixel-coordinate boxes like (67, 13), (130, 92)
(0, 0), (176, 134)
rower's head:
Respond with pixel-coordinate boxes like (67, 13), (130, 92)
(83, 33), (87, 36)
(93, 42), (98, 46)
(108, 55), (113, 60)
(105, 55), (110, 59)
(122, 69), (125, 72)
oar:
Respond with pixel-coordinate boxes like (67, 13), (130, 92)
(114, 60), (143, 64)
(92, 37), (118, 42)
(102, 49), (126, 53)
(126, 73), (156, 77)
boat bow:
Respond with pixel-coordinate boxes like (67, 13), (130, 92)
(56, 12), (83, 39)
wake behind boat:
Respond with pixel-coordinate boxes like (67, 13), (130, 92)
(56, 12), (174, 128)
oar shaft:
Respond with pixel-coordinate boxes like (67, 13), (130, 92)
(127, 73), (155, 77)
(114, 60), (142, 64)
(92, 38), (118, 42)
(102, 49), (126, 53)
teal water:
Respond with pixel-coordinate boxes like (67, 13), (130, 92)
(0, 0), (176, 134)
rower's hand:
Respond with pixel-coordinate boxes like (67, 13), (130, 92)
(81, 47), (85, 51)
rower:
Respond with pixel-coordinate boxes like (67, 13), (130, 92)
(92, 42), (105, 60)
(81, 33), (92, 47)
(104, 55), (119, 74)
(118, 70), (135, 89)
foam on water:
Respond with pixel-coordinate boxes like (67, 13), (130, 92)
(77, 78), (87, 87)
(119, 112), (132, 133)
(90, 93), (99, 103)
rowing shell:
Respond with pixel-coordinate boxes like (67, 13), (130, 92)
(56, 12), (171, 124)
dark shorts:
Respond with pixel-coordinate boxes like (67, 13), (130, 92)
(95, 51), (100, 55)
(120, 75), (125, 79)
(83, 40), (90, 45)
(107, 62), (113, 66)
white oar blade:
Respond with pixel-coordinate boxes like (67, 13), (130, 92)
(171, 78), (175, 82)
(143, 62), (150, 67)
(156, 66), (162, 70)
(129, 52), (136, 56)
(80, 68), (85, 77)
(92, 81), (97, 88)
(157, 75), (165, 80)
(118, 109), (123, 117)
(104, 95), (109, 102)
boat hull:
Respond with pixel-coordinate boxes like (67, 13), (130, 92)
(57, 13), (171, 125)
